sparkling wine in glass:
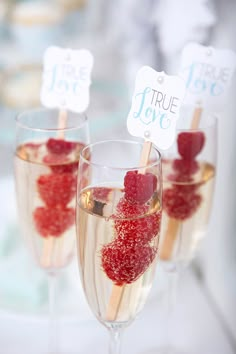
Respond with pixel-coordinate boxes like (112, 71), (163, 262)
(76, 140), (162, 354)
(157, 108), (217, 354)
(160, 109), (217, 269)
(14, 108), (89, 353)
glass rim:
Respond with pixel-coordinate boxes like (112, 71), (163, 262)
(15, 107), (88, 132)
(80, 139), (162, 170)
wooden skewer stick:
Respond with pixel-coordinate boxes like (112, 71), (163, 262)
(105, 140), (152, 321)
(159, 218), (180, 260)
(105, 285), (126, 321)
(57, 109), (68, 139)
(40, 236), (55, 268)
(139, 140), (152, 172)
(191, 105), (203, 130)
(41, 109), (68, 270)
(159, 105), (203, 261)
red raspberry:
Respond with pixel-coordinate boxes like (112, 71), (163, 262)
(37, 173), (77, 207)
(163, 187), (202, 220)
(43, 154), (78, 174)
(50, 162), (78, 174)
(33, 207), (75, 237)
(114, 210), (161, 245)
(174, 182), (200, 194)
(46, 138), (77, 155)
(115, 198), (161, 245)
(25, 142), (42, 150)
(100, 193), (160, 285)
(177, 132), (205, 160)
(92, 187), (112, 202)
(116, 197), (148, 218)
(101, 240), (157, 285)
(172, 158), (199, 175)
(124, 170), (157, 204)
(167, 174), (194, 184)
(23, 142), (42, 160)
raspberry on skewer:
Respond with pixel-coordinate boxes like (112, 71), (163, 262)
(102, 141), (160, 321)
(160, 130), (205, 261)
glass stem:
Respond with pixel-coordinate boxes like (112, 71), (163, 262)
(165, 269), (179, 352)
(48, 273), (58, 354)
(108, 326), (123, 354)
(167, 269), (178, 315)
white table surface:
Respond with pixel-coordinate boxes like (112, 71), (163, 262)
(0, 265), (235, 354)
(0, 176), (235, 354)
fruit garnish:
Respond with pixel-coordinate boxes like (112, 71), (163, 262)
(124, 170), (157, 204)
(50, 162), (78, 174)
(43, 154), (78, 174)
(116, 197), (148, 218)
(114, 210), (161, 245)
(25, 142), (42, 150)
(37, 173), (77, 207)
(101, 240), (157, 286)
(177, 131), (205, 160)
(101, 194), (160, 285)
(46, 138), (77, 155)
(22, 142), (42, 160)
(93, 187), (112, 202)
(172, 158), (199, 175)
(33, 207), (75, 237)
(163, 186), (202, 220)
(167, 174), (194, 183)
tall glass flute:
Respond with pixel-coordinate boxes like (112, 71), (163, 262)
(14, 108), (89, 353)
(76, 140), (162, 354)
(158, 108), (218, 353)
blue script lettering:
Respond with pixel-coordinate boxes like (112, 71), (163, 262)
(160, 114), (171, 129)
(46, 64), (88, 96)
(46, 65), (57, 91)
(184, 62), (225, 97)
(210, 82), (224, 96)
(133, 86), (171, 128)
(133, 87), (152, 118)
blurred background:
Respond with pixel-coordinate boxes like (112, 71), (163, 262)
(0, 0), (235, 353)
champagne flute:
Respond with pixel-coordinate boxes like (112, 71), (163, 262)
(157, 107), (218, 353)
(76, 139), (162, 354)
(160, 109), (217, 269)
(14, 107), (89, 353)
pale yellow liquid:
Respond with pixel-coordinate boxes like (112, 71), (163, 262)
(15, 142), (82, 272)
(77, 187), (161, 327)
(160, 159), (215, 267)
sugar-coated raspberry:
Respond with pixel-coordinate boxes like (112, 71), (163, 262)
(172, 158), (199, 175)
(33, 207), (75, 237)
(46, 138), (77, 155)
(174, 183), (199, 194)
(43, 154), (78, 174)
(114, 210), (161, 245)
(101, 193), (160, 285)
(50, 162), (78, 174)
(25, 142), (42, 150)
(163, 187), (202, 220)
(167, 173), (194, 184)
(116, 197), (148, 218)
(124, 170), (157, 204)
(37, 173), (77, 207)
(177, 132), (205, 160)
(23, 142), (42, 160)
(101, 240), (157, 286)
(92, 187), (112, 202)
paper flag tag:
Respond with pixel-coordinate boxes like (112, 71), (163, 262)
(40, 46), (94, 112)
(179, 42), (236, 110)
(127, 66), (186, 150)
